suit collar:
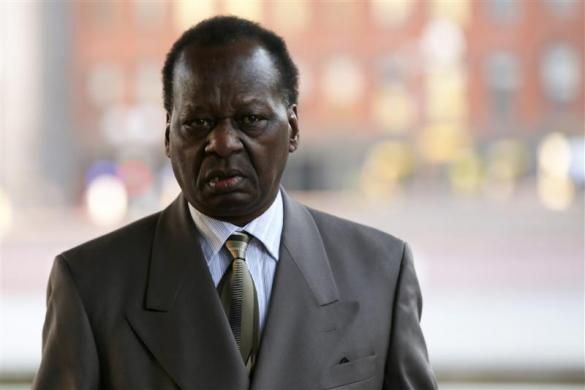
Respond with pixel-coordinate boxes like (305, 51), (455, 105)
(129, 191), (353, 390)
(145, 193), (201, 311)
(280, 190), (339, 305)
(128, 194), (248, 389)
(250, 191), (358, 390)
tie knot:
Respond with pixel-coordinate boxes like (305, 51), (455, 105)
(225, 232), (250, 260)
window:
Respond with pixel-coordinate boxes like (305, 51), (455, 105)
(486, 0), (520, 23)
(87, 63), (124, 107)
(134, 0), (165, 29)
(321, 56), (365, 108)
(173, 0), (215, 31)
(542, 0), (579, 18)
(272, 0), (310, 32)
(370, 0), (413, 27)
(541, 43), (581, 104)
(484, 52), (521, 118)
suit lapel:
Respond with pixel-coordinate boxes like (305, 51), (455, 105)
(126, 195), (248, 390)
(251, 192), (359, 390)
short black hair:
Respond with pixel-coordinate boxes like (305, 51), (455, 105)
(162, 16), (299, 113)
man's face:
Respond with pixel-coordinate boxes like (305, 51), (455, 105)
(165, 40), (299, 225)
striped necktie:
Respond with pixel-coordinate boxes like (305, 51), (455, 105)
(218, 232), (259, 372)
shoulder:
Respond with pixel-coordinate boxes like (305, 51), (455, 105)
(58, 211), (161, 278)
(305, 206), (406, 261)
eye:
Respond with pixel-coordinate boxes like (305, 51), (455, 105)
(185, 117), (215, 132)
(238, 114), (267, 129)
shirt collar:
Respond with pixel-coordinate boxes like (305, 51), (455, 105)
(188, 191), (283, 261)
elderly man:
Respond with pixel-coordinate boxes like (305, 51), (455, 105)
(33, 16), (436, 390)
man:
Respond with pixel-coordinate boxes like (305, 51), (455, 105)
(33, 16), (436, 390)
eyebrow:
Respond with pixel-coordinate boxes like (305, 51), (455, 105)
(234, 97), (274, 108)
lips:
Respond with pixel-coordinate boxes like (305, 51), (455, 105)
(204, 169), (245, 192)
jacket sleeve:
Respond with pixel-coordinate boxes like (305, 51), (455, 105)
(32, 255), (100, 390)
(384, 243), (437, 389)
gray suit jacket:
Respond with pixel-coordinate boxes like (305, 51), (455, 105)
(33, 192), (436, 390)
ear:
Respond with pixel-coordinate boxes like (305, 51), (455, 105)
(164, 112), (171, 158)
(288, 104), (299, 153)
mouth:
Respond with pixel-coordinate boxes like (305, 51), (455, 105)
(205, 170), (245, 192)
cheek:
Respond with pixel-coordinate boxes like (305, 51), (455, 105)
(170, 142), (200, 180)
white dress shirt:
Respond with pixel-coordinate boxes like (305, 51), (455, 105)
(188, 191), (283, 334)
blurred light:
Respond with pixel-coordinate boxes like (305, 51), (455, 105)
(271, 0), (309, 32)
(538, 133), (575, 210)
(371, 0), (413, 27)
(371, 83), (416, 133)
(85, 160), (118, 185)
(100, 103), (165, 146)
(538, 174), (575, 211)
(125, 104), (165, 145)
(322, 57), (365, 108)
(85, 174), (128, 226)
(173, 0), (215, 30)
(421, 19), (465, 67)
(118, 160), (154, 197)
(539, 132), (571, 178)
(431, 0), (470, 25)
(418, 123), (470, 163)
(484, 161), (516, 200)
(0, 189), (13, 236)
(426, 66), (468, 122)
(223, 0), (262, 21)
(361, 141), (414, 197)
(568, 137), (585, 185)
(449, 149), (483, 195)
(484, 140), (528, 200)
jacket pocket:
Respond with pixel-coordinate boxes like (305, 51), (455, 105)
(320, 354), (377, 389)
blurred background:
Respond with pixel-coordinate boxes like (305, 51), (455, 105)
(0, 0), (583, 389)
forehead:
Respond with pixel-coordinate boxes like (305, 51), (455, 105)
(173, 41), (282, 98)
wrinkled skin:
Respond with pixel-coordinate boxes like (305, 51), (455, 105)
(165, 40), (299, 226)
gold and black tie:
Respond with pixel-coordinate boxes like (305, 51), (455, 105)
(218, 232), (259, 372)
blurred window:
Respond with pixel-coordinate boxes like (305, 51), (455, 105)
(371, 83), (416, 133)
(134, 61), (161, 104)
(540, 43), (582, 104)
(431, 0), (470, 26)
(486, 0), (520, 23)
(484, 52), (520, 118)
(173, 0), (215, 31)
(322, 1), (358, 29)
(134, 0), (166, 29)
(370, 0), (413, 27)
(378, 54), (411, 84)
(87, 63), (125, 108)
(223, 0), (263, 22)
(89, 1), (119, 28)
(321, 56), (365, 108)
(296, 60), (314, 99)
(542, 0), (579, 18)
(271, 0), (310, 32)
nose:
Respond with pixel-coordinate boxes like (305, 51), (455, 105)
(204, 118), (243, 157)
